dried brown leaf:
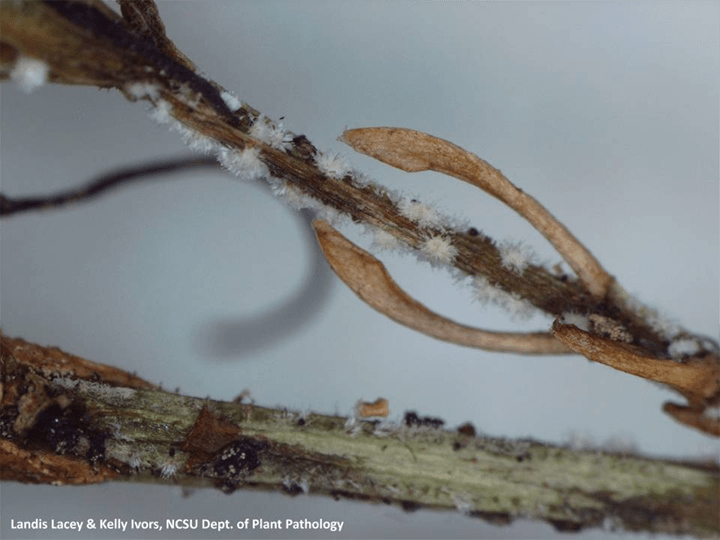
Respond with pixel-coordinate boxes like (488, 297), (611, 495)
(313, 219), (571, 354)
(355, 398), (390, 418)
(340, 127), (613, 299)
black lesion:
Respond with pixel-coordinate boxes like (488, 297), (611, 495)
(212, 437), (266, 480)
(85, 431), (108, 464)
(210, 437), (268, 493)
(403, 410), (445, 429)
(29, 403), (82, 454)
(25, 401), (108, 464)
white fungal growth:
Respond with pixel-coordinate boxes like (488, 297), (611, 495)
(351, 169), (373, 186)
(344, 411), (361, 436)
(498, 240), (535, 273)
(220, 90), (242, 111)
(559, 312), (591, 331)
(299, 479), (310, 494)
(371, 419), (398, 438)
(601, 434), (637, 454)
(11, 56), (49, 93)
(282, 183), (315, 210)
(104, 443), (137, 468)
(647, 311), (681, 340)
(283, 183), (321, 211)
(566, 431), (596, 451)
(147, 99), (219, 155)
(184, 132), (217, 154)
(148, 99), (174, 125)
(249, 115), (293, 151)
(318, 206), (347, 225)
(283, 476), (310, 495)
(125, 82), (160, 100)
(451, 492), (473, 515)
(420, 235), (458, 265)
(472, 275), (538, 319)
(397, 197), (446, 229)
(279, 183), (347, 224)
(108, 422), (134, 442)
(704, 406), (720, 429)
(369, 226), (401, 252)
(175, 124), (217, 154)
(51, 377), (137, 403)
(668, 338), (701, 360)
(160, 461), (178, 479)
(314, 151), (351, 180)
(623, 295), (680, 339)
(266, 176), (288, 198)
(217, 146), (268, 181)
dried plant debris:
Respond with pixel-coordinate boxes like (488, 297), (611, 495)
(403, 411), (445, 429)
(355, 398), (390, 418)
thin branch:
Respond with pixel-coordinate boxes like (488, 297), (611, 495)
(0, 156), (217, 217)
(1, 333), (718, 538)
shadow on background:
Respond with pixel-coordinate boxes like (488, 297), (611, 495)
(193, 208), (335, 360)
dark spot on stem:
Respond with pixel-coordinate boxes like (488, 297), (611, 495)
(404, 411), (445, 429)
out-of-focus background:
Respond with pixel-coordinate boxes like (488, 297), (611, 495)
(1, 2), (718, 539)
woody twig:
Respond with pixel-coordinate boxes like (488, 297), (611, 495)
(1, 332), (718, 537)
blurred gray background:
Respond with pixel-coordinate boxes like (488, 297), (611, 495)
(1, 1), (718, 539)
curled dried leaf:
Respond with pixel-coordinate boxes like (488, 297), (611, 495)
(313, 219), (571, 355)
(662, 403), (720, 437)
(552, 320), (720, 436)
(340, 127), (613, 299)
(356, 398), (390, 418)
